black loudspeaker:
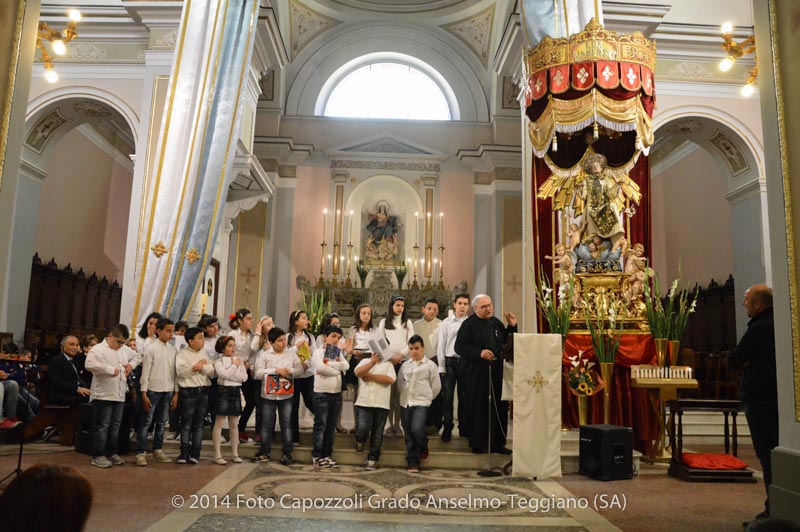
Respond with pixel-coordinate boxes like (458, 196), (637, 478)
(579, 424), (633, 481)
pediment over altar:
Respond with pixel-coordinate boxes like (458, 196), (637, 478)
(325, 133), (447, 161)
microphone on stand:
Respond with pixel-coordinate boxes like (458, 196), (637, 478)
(478, 354), (501, 478)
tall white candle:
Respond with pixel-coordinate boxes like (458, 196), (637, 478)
(439, 212), (444, 245)
(414, 212), (420, 246)
(348, 210), (354, 244)
(322, 208), (328, 243)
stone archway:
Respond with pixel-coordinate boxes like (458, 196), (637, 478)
(4, 94), (137, 339)
(651, 109), (765, 335)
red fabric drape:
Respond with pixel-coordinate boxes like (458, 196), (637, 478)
(561, 334), (659, 453)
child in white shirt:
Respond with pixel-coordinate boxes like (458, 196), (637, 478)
(354, 353), (396, 470)
(397, 335), (441, 473)
(310, 325), (349, 469)
(212, 336), (248, 465)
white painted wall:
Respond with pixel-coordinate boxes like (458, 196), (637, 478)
(651, 144), (734, 287)
(36, 128), (132, 281)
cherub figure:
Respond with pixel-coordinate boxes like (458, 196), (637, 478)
(545, 243), (575, 286)
(566, 221), (585, 251)
(624, 242), (647, 304)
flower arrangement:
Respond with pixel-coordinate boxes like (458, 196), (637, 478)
(394, 261), (407, 289)
(642, 268), (699, 340)
(533, 268), (575, 337)
(586, 299), (624, 364)
(300, 290), (332, 337)
(356, 259), (371, 287)
(566, 351), (599, 396)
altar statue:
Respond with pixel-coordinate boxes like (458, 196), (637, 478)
(364, 201), (400, 262)
(623, 242), (648, 304)
(544, 243), (575, 286)
(577, 153), (625, 245)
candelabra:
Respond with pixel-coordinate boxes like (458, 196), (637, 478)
(411, 244), (420, 289)
(344, 243), (354, 287)
(436, 244), (446, 290)
(316, 241), (327, 287)
(718, 22), (757, 97)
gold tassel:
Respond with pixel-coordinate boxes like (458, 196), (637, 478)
(552, 134), (558, 152)
(593, 121), (599, 139)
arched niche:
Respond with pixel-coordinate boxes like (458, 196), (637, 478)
(651, 106), (766, 335)
(345, 175), (425, 274)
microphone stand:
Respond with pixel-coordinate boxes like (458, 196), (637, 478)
(478, 359), (501, 477)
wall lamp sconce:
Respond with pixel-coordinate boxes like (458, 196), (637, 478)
(37, 9), (82, 83)
(718, 22), (757, 97)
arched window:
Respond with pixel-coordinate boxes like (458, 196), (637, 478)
(322, 62), (453, 120)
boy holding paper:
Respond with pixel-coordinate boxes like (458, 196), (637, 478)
(310, 325), (349, 469)
(253, 328), (303, 465)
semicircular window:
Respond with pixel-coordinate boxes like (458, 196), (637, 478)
(323, 62), (452, 120)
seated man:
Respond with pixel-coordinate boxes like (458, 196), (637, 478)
(0, 349), (40, 422)
(25, 336), (91, 442)
(0, 373), (21, 430)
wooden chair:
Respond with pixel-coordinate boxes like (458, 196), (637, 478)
(705, 352), (739, 400)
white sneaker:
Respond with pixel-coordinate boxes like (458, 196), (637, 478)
(108, 454), (125, 466)
(365, 459), (377, 471)
(91, 456), (113, 468)
(153, 449), (172, 463)
(136, 453), (147, 466)
(232, 456), (243, 463)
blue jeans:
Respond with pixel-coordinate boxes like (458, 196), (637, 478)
(137, 391), (172, 453)
(18, 388), (39, 422)
(355, 406), (389, 461)
(260, 398), (292, 456)
(401, 405), (429, 466)
(442, 357), (467, 434)
(311, 392), (342, 459)
(179, 387), (210, 459)
(0, 380), (19, 420)
(291, 376), (314, 443)
(92, 400), (125, 458)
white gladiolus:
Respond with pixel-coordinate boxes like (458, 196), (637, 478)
(689, 299), (697, 313)
(668, 279), (678, 298)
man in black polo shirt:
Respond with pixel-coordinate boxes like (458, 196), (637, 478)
(728, 284), (777, 524)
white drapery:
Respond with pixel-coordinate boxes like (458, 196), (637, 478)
(520, 0), (603, 44)
(512, 333), (563, 478)
(131, 0), (260, 326)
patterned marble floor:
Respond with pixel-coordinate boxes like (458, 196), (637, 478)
(146, 463), (621, 532)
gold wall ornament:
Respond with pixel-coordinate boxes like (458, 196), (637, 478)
(150, 241), (168, 258)
(185, 247), (201, 265)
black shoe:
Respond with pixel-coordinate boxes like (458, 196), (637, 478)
(355, 440), (365, 452)
(495, 446), (512, 455)
(743, 510), (769, 528)
(279, 454), (292, 466)
(441, 428), (452, 443)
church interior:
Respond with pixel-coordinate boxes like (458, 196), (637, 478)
(0, 0), (799, 530)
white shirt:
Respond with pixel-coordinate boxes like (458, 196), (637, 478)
(289, 331), (315, 378)
(254, 347), (304, 400)
(311, 345), (349, 393)
(229, 328), (255, 367)
(354, 359), (396, 409)
(413, 317), (441, 359)
(85, 339), (140, 402)
(397, 357), (441, 407)
(175, 346), (216, 388)
(203, 335), (221, 362)
(436, 314), (468, 372)
(214, 357), (248, 387)
(140, 339), (178, 393)
(349, 327), (377, 351)
(377, 316), (415, 360)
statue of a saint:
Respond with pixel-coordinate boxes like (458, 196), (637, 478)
(364, 201), (400, 262)
(577, 153), (625, 245)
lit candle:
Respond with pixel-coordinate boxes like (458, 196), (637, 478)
(200, 293), (208, 314)
(322, 208), (328, 243)
(433, 258), (438, 279)
(348, 210), (354, 244)
(327, 254), (332, 276)
(439, 212), (444, 244)
(414, 212), (420, 246)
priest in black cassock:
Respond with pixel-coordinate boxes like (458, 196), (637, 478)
(454, 294), (516, 454)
